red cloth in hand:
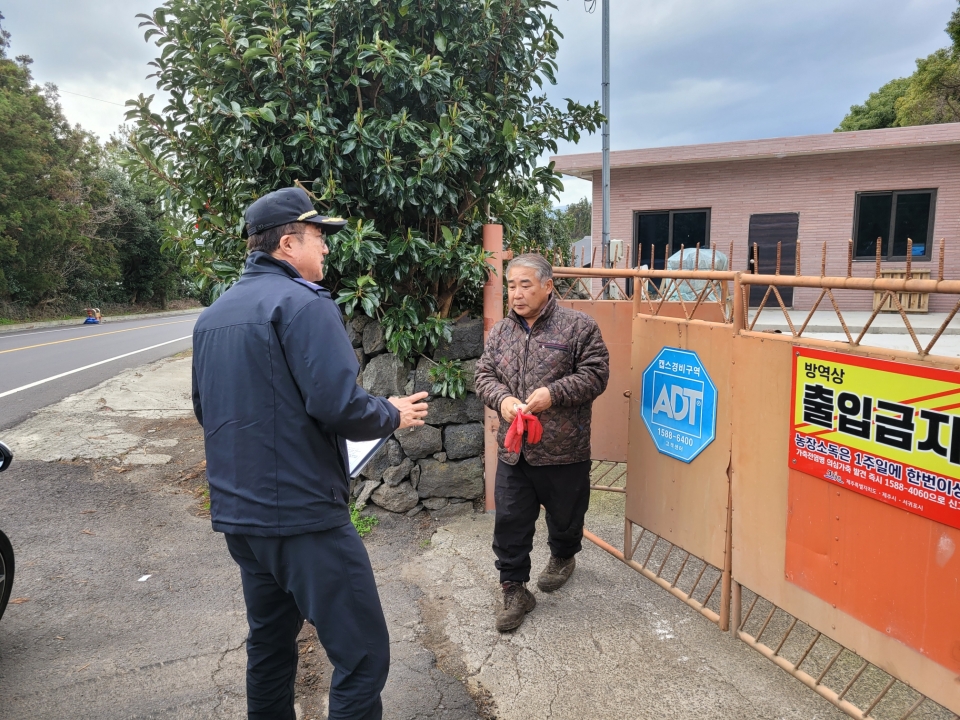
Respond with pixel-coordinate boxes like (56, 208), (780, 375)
(504, 411), (544, 454)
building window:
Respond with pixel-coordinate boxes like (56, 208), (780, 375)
(853, 190), (935, 261)
(634, 209), (710, 270)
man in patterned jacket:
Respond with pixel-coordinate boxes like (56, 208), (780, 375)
(475, 253), (610, 632)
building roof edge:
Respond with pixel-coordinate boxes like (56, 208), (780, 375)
(550, 123), (960, 178)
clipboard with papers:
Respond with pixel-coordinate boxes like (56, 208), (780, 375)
(346, 436), (393, 478)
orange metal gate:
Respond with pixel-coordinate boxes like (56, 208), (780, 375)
(545, 255), (960, 720)
(555, 300), (632, 463)
(730, 271), (960, 718)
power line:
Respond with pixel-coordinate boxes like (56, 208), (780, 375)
(57, 89), (126, 107)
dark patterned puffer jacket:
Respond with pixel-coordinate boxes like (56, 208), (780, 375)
(475, 295), (610, 466)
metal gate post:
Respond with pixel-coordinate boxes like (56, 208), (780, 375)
(724, 274), (743, 633)
(732, 272), (745, 333)
(632, 270), (642, 318)
(720, 470), (733, 631)
(730, 581), (741, 638)
(624, 270), (639, 560)
(482, 224), (504, 512)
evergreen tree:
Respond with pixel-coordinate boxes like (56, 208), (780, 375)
(838, 3), (960, 130)
(0, 13), (115, 307)
(126, 0), (602, 325)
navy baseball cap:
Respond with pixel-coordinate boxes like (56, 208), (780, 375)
(242, 187), (348, 238)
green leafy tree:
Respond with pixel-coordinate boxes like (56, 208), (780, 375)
(836, 77), (912, 131)
(500, 195), (591, 266)
(564, 197), (591, 241)
(896, 46), (960, 125)
(96, 154), (184, 308)
(501, 194), (571, 264)
(125, 0), (602, 345)
(838, 2), (960, 130)
(0, 15), (116, 307)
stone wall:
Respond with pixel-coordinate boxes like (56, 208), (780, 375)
(347, 314), (486, 520)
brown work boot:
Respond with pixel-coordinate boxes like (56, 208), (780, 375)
(495, 581), (536, 632)
(537, 555), (576, 592)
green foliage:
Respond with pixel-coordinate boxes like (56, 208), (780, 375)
(327, 218), (483, 360)
(428, 357), (466, 399)
(0, 16), (189, 316)
(125, 0), (602, 340)
(0, 17), (114, 306)
(897, 47), (960, 125)
(836, 78), (912, 131)
(838, 3), (960, 130)
(564, 197), (592, 243)
(381, 303), (451, 361)
(98, 141), (186, 307)
(501, 195), (590, 265)
(350, 502), (379, 537)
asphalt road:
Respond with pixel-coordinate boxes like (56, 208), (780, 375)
(0, 439), (249, 718)
(0, 313), (197, 430)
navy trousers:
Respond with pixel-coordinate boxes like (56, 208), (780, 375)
(224, 525), (389, 720)
(492, 456), (592, 583)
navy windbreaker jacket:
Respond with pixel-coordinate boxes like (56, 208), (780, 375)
(191, 251), (400, 536)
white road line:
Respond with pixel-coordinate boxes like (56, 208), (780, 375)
(0, 335), (193, 399)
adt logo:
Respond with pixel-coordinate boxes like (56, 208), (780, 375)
(641, 347), (717, 463)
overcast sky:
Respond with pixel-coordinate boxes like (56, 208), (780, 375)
(2, 0), (956, 205)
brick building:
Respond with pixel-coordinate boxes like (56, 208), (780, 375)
(552, 123), (960, 311)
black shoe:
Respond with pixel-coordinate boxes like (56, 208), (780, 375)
(536, 555), (576, 592)
(495, 581), (536, 632)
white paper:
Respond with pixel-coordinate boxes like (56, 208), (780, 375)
(346, 437), (390, 477)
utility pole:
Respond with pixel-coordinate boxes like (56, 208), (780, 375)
(580, 0), (611, 287)
(600, 0), (611, 294)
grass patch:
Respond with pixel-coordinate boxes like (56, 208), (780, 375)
(350, 502), (379, 537)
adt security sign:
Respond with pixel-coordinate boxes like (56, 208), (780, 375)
(641, 347), (717, 463)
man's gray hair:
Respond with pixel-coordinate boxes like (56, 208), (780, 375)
(506, 253), (553, 284)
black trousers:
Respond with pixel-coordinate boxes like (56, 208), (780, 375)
(224, 525), (389, 720)
(492, 456), (592, 583)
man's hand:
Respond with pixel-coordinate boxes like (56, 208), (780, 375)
(390, 391), (430, 429)
(500, 396), (525, 423)
(524, 387), (552, 415)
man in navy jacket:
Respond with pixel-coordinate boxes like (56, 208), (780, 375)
(192, 188), (428, 720)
